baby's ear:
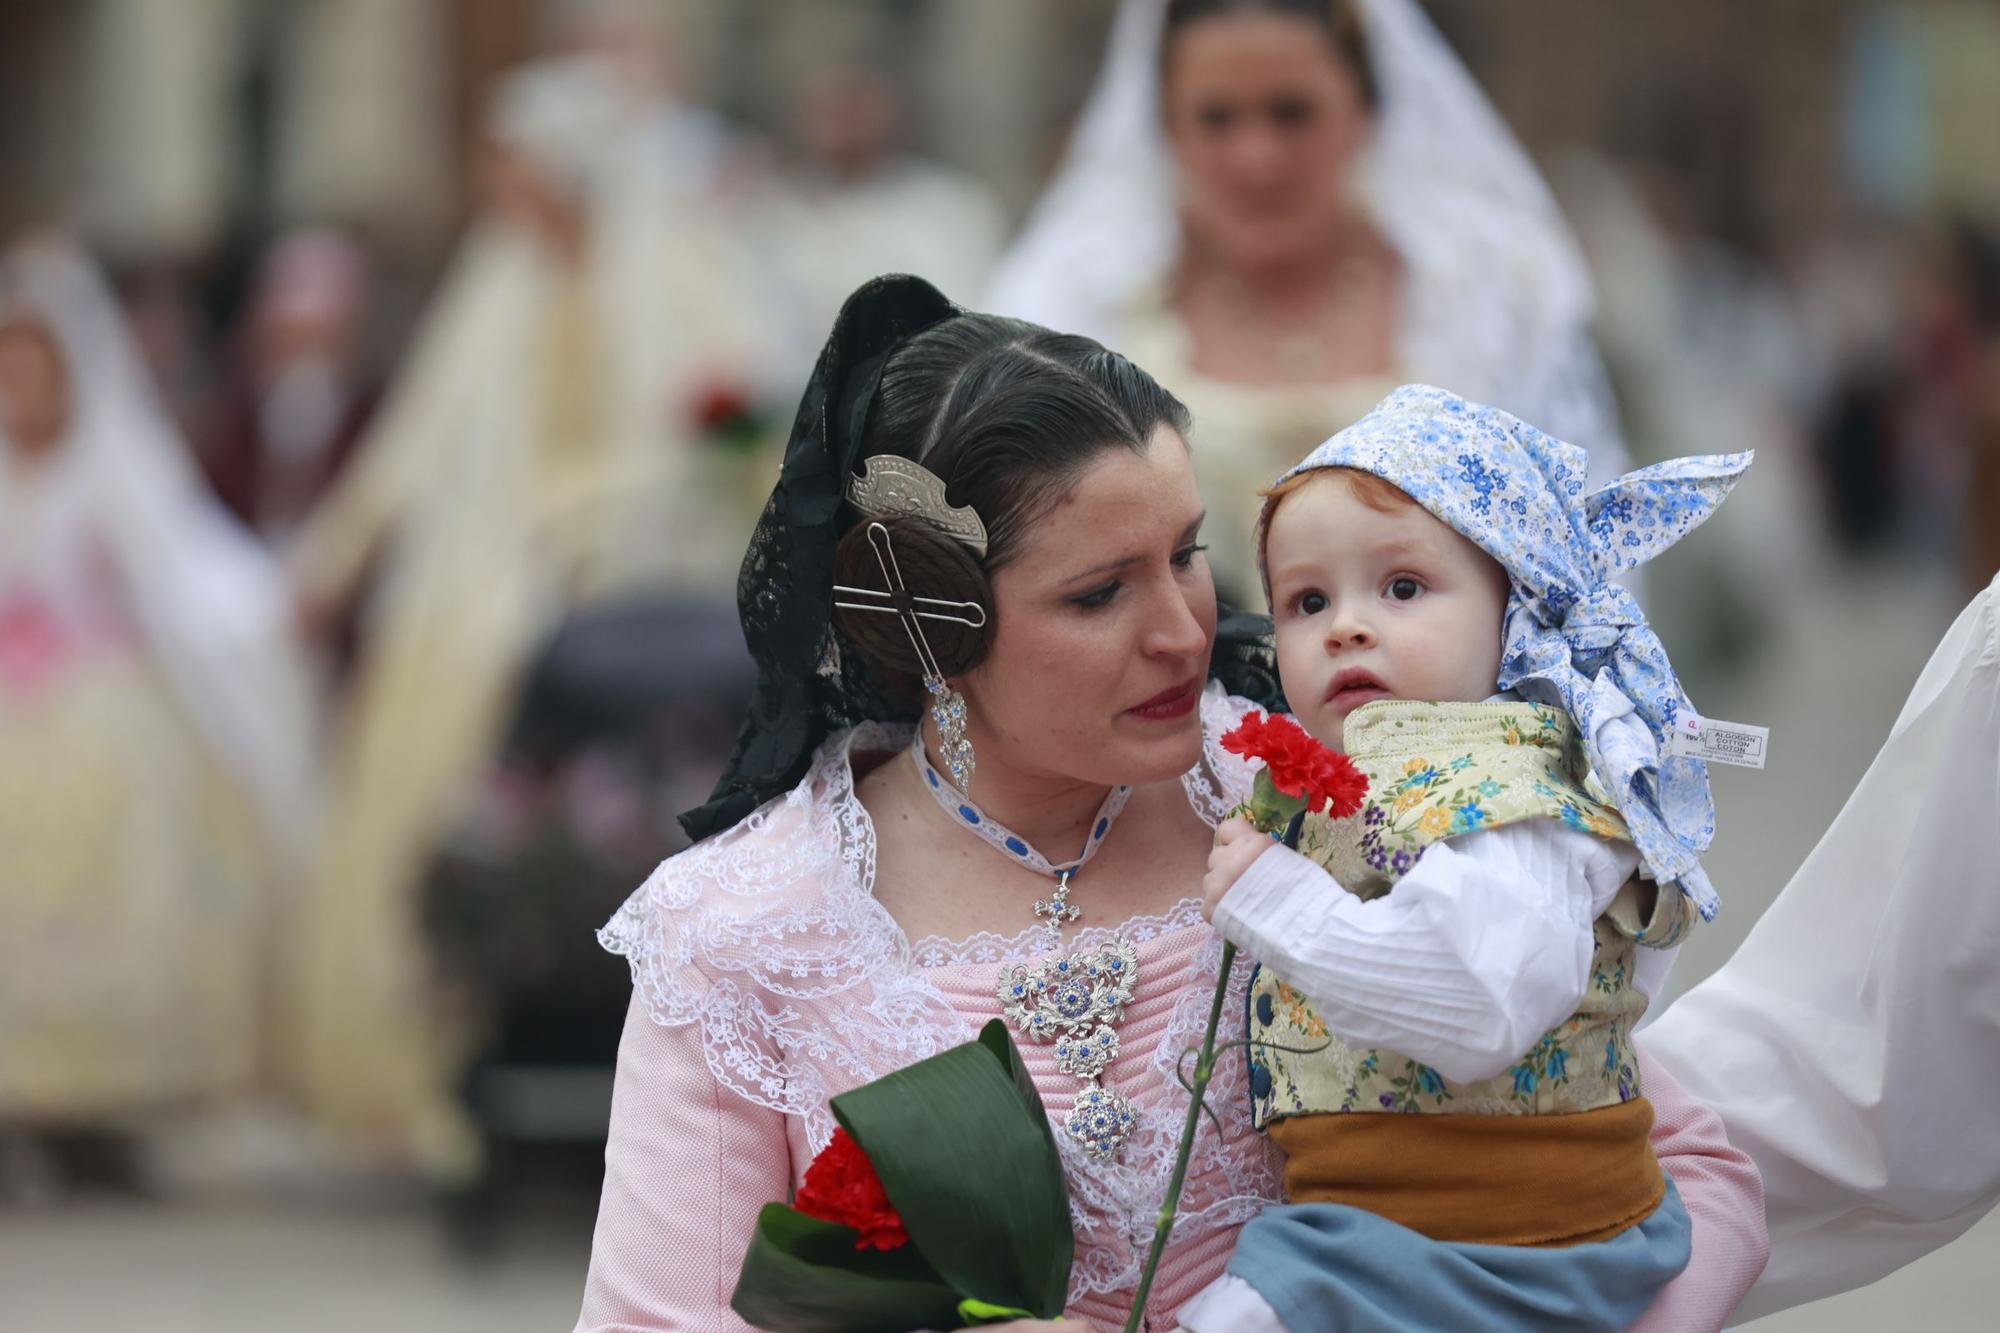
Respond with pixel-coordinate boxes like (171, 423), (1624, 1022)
(1583, 452), (1752, 578)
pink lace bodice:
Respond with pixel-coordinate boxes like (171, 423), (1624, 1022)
(592, 690), (1279, 1321)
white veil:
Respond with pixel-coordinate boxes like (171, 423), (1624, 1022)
(1645, 571), (2000, 1318)
(986, 0), (1626, 469)
(0, 241), (319, 850)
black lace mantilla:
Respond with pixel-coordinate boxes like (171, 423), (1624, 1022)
(680, 274), (1283, 843)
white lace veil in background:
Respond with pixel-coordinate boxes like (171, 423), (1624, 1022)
(986, 0), (1629, 474)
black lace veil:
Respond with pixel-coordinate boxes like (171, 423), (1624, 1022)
(680, 275), (1280, 843)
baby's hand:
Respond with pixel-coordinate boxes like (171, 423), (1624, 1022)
(1202, 816), (1270, 921)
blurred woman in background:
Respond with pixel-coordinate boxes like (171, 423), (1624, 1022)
(990, 0), (1630, 599)
(282, 42), (774, 1174)
(0, 239), (315, 1193)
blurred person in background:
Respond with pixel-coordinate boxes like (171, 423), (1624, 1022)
(988, 0), (1632, 602)
(202, 228), (381, 552)
(0, 238), (316, 1199)
(282, 14), (774, 1176)
(1787, 216), (1913, 561)
(1905, 216), (2000, 593)
(1793, 214), (2000, 596)
(755, 60), (1009, 383)
(1555, 149), (1821, 679)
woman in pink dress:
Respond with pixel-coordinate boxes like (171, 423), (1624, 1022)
(572, 275), (1766, 1331)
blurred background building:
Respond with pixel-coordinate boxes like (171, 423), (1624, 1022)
(0, 1), (1994, 1329)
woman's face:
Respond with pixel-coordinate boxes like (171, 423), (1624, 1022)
(956, 429), (1217, 791)
(1164, 13), (1372, 273)
(0, 320), (72, 459)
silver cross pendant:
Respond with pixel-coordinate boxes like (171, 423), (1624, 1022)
(1032, 868), (1084, 945)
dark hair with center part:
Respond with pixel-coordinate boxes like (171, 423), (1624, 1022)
(831, 313), (1191, 694)
(1162, 0), (1380, 112)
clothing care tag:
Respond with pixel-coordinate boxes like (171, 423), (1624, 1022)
(1668, 714), (1771, 769)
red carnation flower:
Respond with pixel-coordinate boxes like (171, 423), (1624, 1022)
(794, 1127), (911, 1252)
(1314, 748), (1371, 818)
(1222, 711), (1369, 819)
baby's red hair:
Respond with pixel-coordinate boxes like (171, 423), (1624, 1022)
(1256, 467), (1419, 597)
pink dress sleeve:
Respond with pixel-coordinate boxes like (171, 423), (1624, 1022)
(1631, 1046), (1769, 1333)
(574, 995), (795, 1332)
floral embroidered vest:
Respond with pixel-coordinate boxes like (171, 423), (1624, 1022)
(1247, 700), (1692, 1129)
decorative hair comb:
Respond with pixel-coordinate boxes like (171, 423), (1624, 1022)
(845, 454), (989, 558)
(833, 521), (984, 787)
(832, 522), (989, 661)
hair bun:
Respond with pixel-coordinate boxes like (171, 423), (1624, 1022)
(831, 515), (993, 695)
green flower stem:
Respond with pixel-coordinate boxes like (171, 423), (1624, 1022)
(1122, 937), (1237, 1333)
(1123, 807), (1301, 1333)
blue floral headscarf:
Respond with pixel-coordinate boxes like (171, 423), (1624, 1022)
(1273, 384), (1751, 919)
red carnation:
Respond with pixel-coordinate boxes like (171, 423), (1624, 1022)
(794, 1127), (911, 1252)
(1222, 711), (1369, 820)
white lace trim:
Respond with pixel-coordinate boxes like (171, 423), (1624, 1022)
(599, 687), (1269, 1300)
(909, 898), (1206, 969)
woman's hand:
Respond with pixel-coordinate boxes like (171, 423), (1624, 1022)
(1202, 815), (1269, 921)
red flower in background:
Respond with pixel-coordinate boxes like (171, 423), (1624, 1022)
(795, 1127), (911, 1252)
(1222, 711), (1369, 819)
(693, 381), (752, 434)
(687, 375), (770, 453)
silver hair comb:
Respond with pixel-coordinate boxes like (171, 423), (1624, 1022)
(845, 454), (988, 558)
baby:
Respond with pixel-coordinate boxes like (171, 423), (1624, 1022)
(1181, 384), (1750, 1332)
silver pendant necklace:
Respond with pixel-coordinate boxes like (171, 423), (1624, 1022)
(911, 739), (1143, 1161)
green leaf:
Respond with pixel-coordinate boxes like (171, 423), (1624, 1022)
(833, 1022), (1074, 1317)
(730, 1204), (964, 1332)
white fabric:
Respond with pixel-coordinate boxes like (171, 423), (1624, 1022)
(0, 241), (317, 849)
(1645, 570), (2000, 1321)
(1177, 1271), (1288, 1333)
(1215, 818), (1646, 1083)
(754, 158), (1009, 386)
(985, 0), (1628, 465)
(596, 685), (1285, 1304)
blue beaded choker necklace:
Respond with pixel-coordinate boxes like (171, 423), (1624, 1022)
(909, 736), (1142, 1161)
(909, 738), (1132, 934)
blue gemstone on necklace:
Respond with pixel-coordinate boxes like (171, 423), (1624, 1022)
(1094, 818), (1109, 840)
(1004, 836), (1028, 856)
(926, 768), (939, 788)
(959, 805), (980, 824)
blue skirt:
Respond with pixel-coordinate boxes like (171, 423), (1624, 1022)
(1224, 1179), (1692, 1332)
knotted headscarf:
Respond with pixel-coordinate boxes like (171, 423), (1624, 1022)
(1274, 384), (1750, 918)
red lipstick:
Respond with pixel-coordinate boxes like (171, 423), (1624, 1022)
(1128, 677), (1200, 721)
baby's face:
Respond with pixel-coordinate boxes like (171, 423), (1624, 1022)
(1265, 471), (1510, 750)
